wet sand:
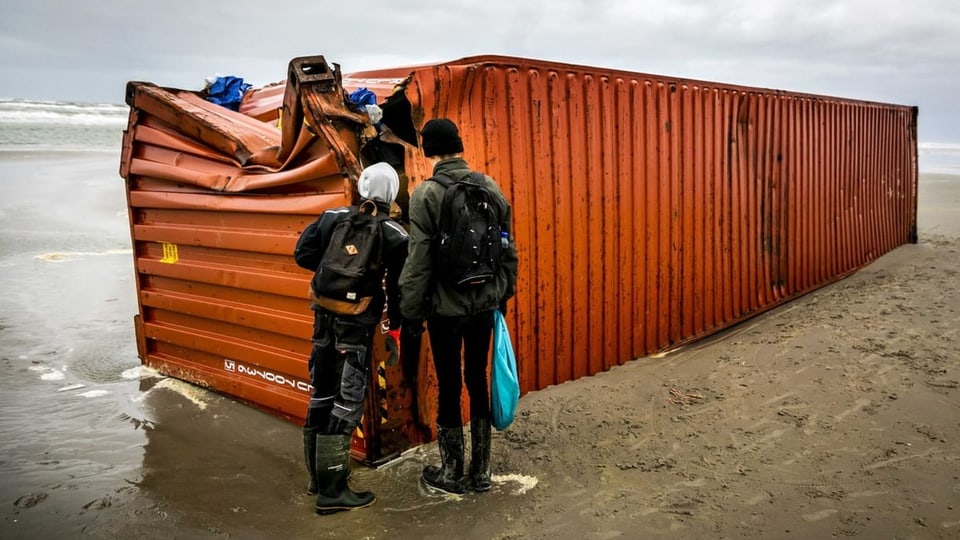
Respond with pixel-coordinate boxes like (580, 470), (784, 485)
(1, 152), (958, 539)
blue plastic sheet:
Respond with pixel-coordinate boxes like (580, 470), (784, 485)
(205, 76), (251, 111)
(347, 87), (377, 109)
(347, 87), (383, 126)
(491, 310), (520, 431)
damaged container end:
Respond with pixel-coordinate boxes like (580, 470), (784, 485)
(120, 56), (419, 465)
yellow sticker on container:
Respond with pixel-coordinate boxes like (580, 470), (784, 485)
(160, 242), (179, 264)
(377, 364), (388, 424)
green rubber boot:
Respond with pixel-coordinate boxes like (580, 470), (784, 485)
(314, 434), (376, 514)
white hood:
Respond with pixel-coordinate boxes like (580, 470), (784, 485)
(357, 162), (399, 204)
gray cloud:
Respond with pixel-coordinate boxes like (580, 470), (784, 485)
(1, 0), (956, 141)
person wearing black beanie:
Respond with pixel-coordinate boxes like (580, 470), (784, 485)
(420, 118), (465, 157)
(399, 118), (519, 495)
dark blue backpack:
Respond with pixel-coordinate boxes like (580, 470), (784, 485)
(310, 200), (387, 314)
(429, 172), (503, 288)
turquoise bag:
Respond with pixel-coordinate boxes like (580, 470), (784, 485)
(491, 310), (520, 430)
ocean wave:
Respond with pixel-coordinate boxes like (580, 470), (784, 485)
(0, 98), (125, 149)
(919, 141), (960, 153)
(0, 98), (127, 126)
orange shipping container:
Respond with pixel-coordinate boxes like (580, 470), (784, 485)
(120, 55), (917, 465)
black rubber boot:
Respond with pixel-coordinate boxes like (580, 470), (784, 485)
(422, 425), (467, 495)
(303, 427), (319, 495)
(469, 418), (492, 492)
(314, 434), (376, 514)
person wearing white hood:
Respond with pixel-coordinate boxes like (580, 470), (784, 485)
(293, 162), (408, 514)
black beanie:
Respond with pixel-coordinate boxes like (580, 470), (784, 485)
(421, 118), (464, 157)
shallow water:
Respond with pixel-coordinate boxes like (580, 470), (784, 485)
(0, 151), (141, 531)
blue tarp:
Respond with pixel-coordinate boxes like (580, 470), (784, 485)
(347, 87), (377, 109)
(205, 76), (251, 111)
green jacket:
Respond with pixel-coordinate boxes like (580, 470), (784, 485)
(399, 157), (518, 319)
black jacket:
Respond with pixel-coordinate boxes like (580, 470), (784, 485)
(294, 200), (408, 328)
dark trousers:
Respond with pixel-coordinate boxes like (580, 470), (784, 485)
(305, 309), (374, 435)
(427, 311), (495, 427)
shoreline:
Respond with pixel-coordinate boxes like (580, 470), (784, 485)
(0, 147), (120, 159)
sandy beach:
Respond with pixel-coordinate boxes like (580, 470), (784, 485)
(1, 151), (958, 539)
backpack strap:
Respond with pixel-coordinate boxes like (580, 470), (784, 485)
(428, 171), (484, 187)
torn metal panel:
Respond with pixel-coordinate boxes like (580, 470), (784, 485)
(121, 55), (423, 464)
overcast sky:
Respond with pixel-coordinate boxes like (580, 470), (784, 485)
(1, 0), (957, 142)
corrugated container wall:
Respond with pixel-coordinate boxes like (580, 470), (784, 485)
(121, 55), (917, 465)
(364, 56), (917, 392)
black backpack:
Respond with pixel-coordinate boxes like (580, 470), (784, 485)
(430, 172), (504, 288)
(310, 200), (387, 315)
